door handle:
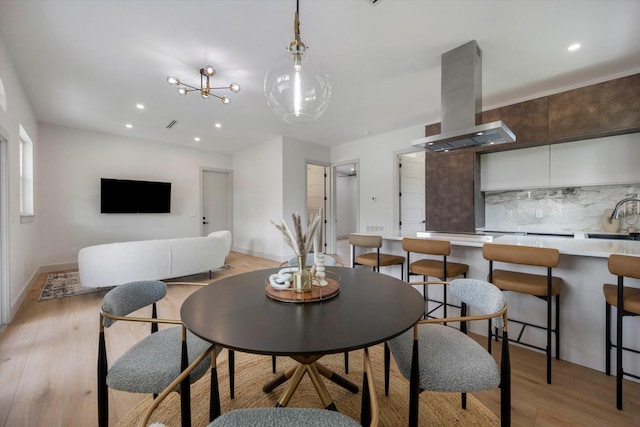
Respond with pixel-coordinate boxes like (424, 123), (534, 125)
(203, 221), (209, 224)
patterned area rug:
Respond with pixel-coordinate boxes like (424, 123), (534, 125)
(39, 265), (234, 301)
(116, 344), (500, 427)
(38, 271), (113, 301)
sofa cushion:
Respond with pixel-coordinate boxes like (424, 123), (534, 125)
(78, 240), (171, 287)
(169, 235), (227, 278)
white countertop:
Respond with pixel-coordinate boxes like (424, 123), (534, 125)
(492, 234), (640, 258)
(381, 231), (640, 258)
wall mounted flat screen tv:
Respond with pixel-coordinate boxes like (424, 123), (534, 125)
(101, 178), (171, 214)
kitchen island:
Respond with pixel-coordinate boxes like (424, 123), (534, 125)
(362, 231), (640, 377)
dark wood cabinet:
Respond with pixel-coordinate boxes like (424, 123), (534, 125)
(548, 74), (640, 140)
(481, 97), (549, 145)
(424, 73), (640, 231)
(425, 150), (482, 232)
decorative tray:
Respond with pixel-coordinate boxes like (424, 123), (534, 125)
(265, 275), (340, 303)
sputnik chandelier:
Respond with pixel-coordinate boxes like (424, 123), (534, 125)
(264, 0), (331, 123)
(167, 66), (240, 104)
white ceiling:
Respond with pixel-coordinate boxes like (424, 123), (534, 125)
(1, 0), (639, 154)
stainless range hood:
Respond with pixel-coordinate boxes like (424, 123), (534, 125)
(412, 40), (515, 153)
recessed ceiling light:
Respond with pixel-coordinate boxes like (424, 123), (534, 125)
(194, 137), (201, 142)
(214, 123), (222, 128)
(125, 123), (133, 128)
(136, 103), (145, 109)
(568, 43), (581, 52)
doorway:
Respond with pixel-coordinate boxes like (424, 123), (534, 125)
(201, 169), (232, 237)
(306, 163), (328, 252)
(329, 161), (358, 260)
(398, 151), (426, 232)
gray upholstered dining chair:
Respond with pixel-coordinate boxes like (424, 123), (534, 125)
(137, 347), (379, 427)
(385, 278), (510, 427)
(97, 280), (227, 427)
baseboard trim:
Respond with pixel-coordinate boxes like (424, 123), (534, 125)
(9, 262), (80, 323)
(231, 247), (285, 263)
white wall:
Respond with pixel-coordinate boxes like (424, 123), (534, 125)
(282, 136), (330, 225)
(232, 136), (284, 259)
(331, 124), (426, 233)
(37, 123), (232, 266)
(0, 32), (40, 321)
(231, 135), (330, 262)
(336, 174), (357, 238)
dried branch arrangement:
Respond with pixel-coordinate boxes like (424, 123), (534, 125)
(272, 212), (322, 257)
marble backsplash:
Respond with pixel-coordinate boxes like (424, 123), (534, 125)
(484, 184), (640, 233)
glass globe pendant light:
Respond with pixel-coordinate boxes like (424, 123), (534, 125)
(264, 0), (331, 124)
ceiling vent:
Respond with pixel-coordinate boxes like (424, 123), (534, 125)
(412, 40), (515, 153)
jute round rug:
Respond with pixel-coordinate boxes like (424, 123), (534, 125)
(117, 344), (499, 426)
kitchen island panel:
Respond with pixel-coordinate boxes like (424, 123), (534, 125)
(373, 235), (640, 377)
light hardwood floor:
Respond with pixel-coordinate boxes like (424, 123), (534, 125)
(1, 250), (639, 426)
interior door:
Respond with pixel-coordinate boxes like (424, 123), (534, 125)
(399, 152), (426, 232)
(202, 169), (231, 236)
(306, 164), (327, 251)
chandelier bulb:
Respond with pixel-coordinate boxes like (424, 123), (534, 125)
(201, 92), (209, 99)
(203, 66), (216, 76)
(167, 76), (180, 86)
(221, 96), (230, 104)
(230, 84), (241, 93)
(177, 87), (188, 96)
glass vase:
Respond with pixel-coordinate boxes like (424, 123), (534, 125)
(293, 256), (312, 293)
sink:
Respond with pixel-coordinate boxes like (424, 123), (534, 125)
(586, 233), (639, 241)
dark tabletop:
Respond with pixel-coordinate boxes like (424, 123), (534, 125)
(181, 267), (424, 357)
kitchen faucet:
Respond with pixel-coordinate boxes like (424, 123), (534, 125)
(610, 197), (640, 220)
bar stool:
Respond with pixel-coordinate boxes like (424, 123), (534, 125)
(347, 233), (404, 373)
(603, 253), (640, 410)
(402, 237), (469, 320)
(482, 243), (562, 384)
(349, 233), (405, 280)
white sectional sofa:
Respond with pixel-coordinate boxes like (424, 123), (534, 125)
(78, 230), (232, 287)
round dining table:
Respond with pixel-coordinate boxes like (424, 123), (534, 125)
(181, 266), (424, 410)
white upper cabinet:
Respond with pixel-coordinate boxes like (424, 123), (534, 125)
(481, 134), (640, 191)
(549, 134), (640, 186)
(480, 145), (550, 191)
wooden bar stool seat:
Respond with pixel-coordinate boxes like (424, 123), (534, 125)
(409, 258), (469, 280)
(491, 270), (562, 297)
(482, 242), (562, 384)
(603, 253), (640, 410)
(603, 284), (640, 314)
(355, 252), (406, 269)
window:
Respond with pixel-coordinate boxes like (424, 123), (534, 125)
(19, 125), (34, 218)
(0, 77), (6, 112)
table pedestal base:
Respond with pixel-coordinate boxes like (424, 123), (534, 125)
(262, 356), (359, 409)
